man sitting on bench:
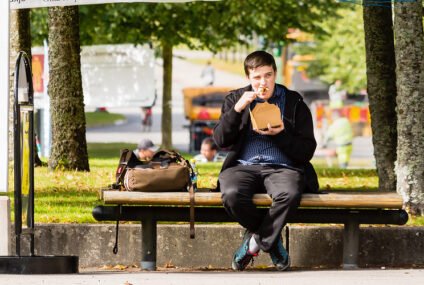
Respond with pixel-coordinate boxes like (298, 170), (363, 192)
(213, 51), (317, 271)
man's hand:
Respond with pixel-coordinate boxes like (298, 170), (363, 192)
(234, 91), (257, 113)
(254, 122), (285, 136)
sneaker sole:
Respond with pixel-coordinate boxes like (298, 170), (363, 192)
(231, 260), (240, 271)
(232, 255), (252, 271)
(274, 256), (290, 271)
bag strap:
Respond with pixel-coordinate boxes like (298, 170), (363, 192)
(187, 157), (196, 239)
(189, 183), (195, 239)
(113, 220), (119, 254)
(115, 149), (133, 187)
(152, 149), (186, 164)
(112, 205), (122, 254)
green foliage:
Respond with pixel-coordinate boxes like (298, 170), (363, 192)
(297, 6), (367, 93)
(78, 3), (229, 50)
(229, 0), (338, 46)
(30, 1), (338, 52)
(30, 8), (48, 45)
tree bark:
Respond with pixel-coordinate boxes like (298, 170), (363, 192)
(161, 41), (173, 149)
(394, 1), (424, 215)
(47, 6), (89, 171)
(363, 5), (397, 192)
(9, 10), (32, 160)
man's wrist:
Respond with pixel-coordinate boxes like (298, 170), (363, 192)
(234, 104), (243, 113)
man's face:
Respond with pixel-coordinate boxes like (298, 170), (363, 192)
(247, 65), (276, 101)
(200, 144), (217, 162)
(138, 149), (155, 160)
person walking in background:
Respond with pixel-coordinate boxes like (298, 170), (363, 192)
(201, 61), (215, 86)
(141, 106), (153, 132)
(323, 109), (353, 169)
(328, 79), (347, 110)
(213, 51), (317, 271)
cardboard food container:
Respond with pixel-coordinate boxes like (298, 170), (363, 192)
(249, 102), (283, 130)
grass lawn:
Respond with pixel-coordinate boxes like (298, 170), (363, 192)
(85, 111), (126, 128)
(2, 143), (422, 226)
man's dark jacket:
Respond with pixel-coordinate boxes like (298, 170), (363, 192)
(213, 84), (319, 193)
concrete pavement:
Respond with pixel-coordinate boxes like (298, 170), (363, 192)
(1, 269), (423, 285)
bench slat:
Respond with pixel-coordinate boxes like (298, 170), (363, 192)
(102, 191), (404, 209)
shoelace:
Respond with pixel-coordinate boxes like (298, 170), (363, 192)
(250, 255), (256, 267)
(247, 250), (259, 268)
(238, 250), (258, 269)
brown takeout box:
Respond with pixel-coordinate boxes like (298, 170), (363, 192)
(249, 101), (283, 130)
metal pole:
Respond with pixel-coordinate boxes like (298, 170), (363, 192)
(25, 55), (35, 256)
(13, 52), (35, 257)
(141, 218), (157, 271)
(343, 220), (360, 269)
(13, 53), (23, 256)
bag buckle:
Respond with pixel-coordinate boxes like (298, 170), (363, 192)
(160, 160), (170, 169)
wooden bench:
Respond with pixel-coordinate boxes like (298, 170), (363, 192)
(92, 191), (408, 270)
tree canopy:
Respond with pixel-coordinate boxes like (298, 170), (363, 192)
(32, 1), (338, 51)
(297, 6), (367, 93)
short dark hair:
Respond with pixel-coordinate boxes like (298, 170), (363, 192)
(201, 137), (218, 151)
(244, 50), (277, 76)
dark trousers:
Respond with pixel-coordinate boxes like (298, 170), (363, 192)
(219, 164), (304, 252)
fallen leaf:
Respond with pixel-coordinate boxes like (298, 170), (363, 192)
(113, 264), (128, 270)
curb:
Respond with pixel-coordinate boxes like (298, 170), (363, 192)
(9, 224), (424, 269)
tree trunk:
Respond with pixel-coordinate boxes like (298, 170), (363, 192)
(363, 5), (397, 192)
(161, 41), (173, 149)
(47, 7), (89, 171)
(394, 1), (424, 215)
(9, 9), (32, 160)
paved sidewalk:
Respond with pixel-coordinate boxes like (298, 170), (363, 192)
(1, 269), (423, 285)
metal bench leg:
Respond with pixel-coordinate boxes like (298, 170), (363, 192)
(343, 220), (359, 269)
(141, 218), (157, 271)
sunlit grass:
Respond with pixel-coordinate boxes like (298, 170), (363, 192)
(1, 143), (420, 224)
(85, 111), (126, 128)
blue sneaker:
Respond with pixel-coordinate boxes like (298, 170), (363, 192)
(232, 231), (258, 271)
(269, 236), (290, 271)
